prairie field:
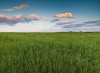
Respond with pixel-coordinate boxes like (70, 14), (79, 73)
(0, 32), (100, 73)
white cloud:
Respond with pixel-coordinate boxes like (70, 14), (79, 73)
(0, 20), (100, 32)
(0, 20), (63, 32)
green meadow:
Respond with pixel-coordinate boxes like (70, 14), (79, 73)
(0, 32), (100, 73)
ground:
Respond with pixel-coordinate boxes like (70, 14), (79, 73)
(0, 32), (100, 73)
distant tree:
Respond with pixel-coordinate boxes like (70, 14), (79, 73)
(79, 31), (82, 32)
(70, 31), (73, 32)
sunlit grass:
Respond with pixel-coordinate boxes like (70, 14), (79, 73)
(0, 32), (100, 73)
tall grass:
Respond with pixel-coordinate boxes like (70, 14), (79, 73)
(0, 32), (100, 73)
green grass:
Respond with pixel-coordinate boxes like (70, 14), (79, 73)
(0, 32), (100, 73)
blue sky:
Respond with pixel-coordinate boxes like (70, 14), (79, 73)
(0, 0), (100, 32)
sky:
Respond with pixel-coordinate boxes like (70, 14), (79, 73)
(0, 0), (100, 32)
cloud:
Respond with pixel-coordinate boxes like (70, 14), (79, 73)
(63, 26), (100, 32)
(54, 13), (74, 18)
(0, 20), (63, 32)
(84, 20), (100, 24)
(56, 22), (74, 25)
(0, 14), (43, 25)
(55, 20), (100, 32)
(0, 20), (100, 32)
(3, 4), (29, 11)
(51, 19), (60, 22)
(62, 20), (100, 28)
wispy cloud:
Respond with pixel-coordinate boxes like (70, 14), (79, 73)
(54, 13), (75, 18)
(0, 20), (100, 32)
(0, 21), (61, 32)
(56, 22), (74, 25)
(3, 4), (29, 11)
(84, 20), (100, 24)
(60, 20), (100, 28)
(51, 19), (60, 23)
(0, 14), (43, 25)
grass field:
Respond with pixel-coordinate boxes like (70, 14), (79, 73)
(0, 32), (100, 73)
